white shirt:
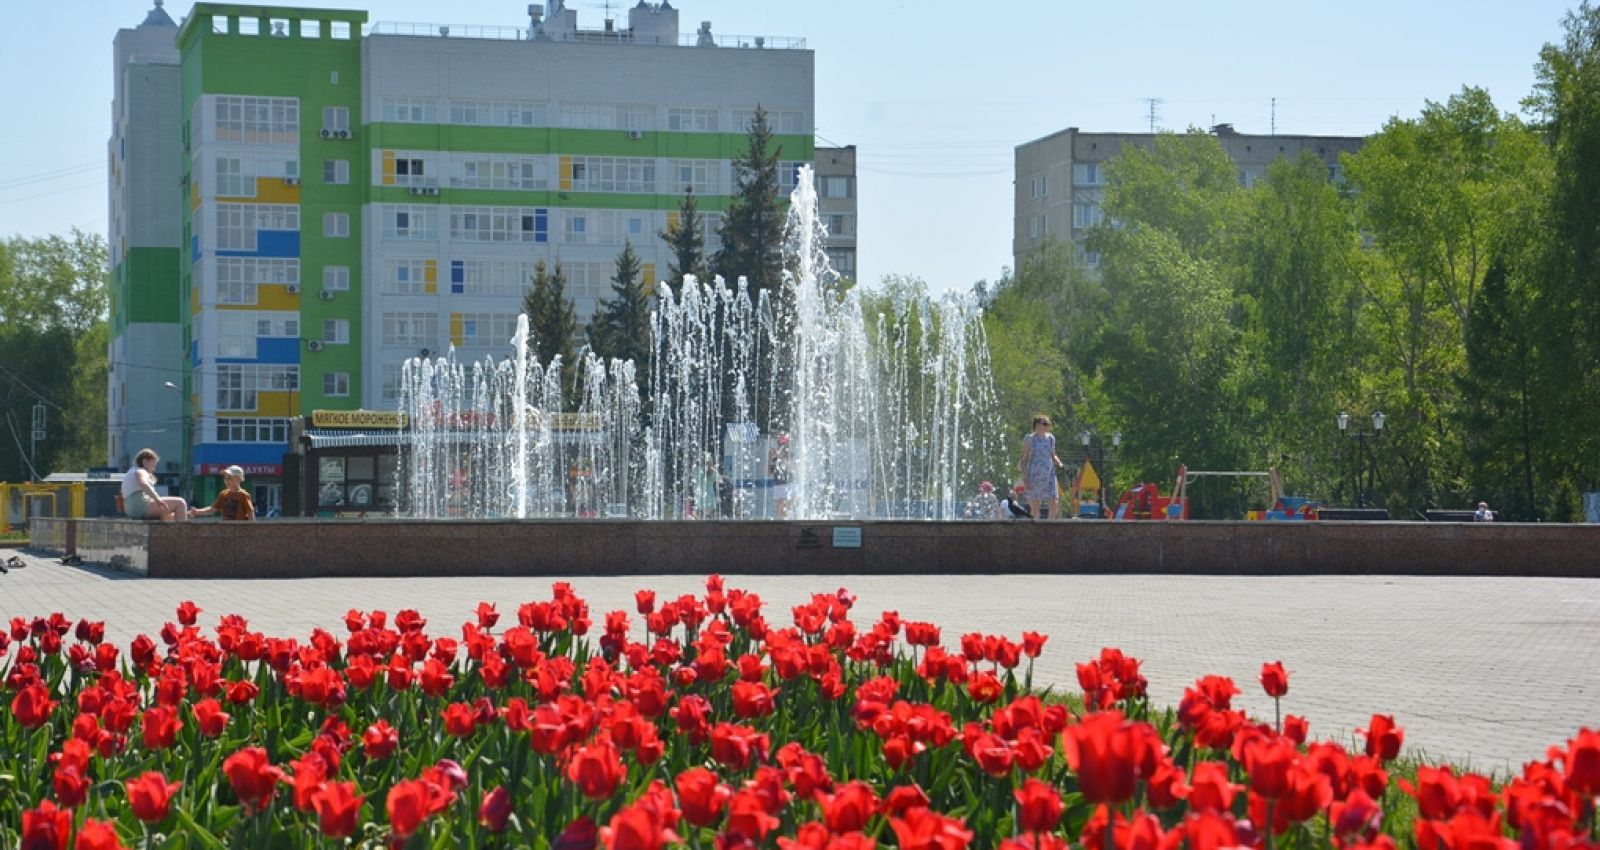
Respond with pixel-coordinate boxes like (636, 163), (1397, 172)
(122, 467), (153, 499)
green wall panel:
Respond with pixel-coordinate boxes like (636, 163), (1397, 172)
(369, 123), (814, 161)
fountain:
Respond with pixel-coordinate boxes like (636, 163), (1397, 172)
(397, 165), (1001, 520)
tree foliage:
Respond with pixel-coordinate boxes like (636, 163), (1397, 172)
(521, 260), (578, 404)
(659, 190), (709, 288)
(589, 241), (653, 373)
(713, 106), (785, 299)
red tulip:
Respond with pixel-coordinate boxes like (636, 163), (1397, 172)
(125, 772), (182, 823)
(225, 679), (259, 705)
(1283, 715), (1308, 745)
(636, 590), (657, 614)
(567, 739), (627, 800)
(141, 705), (181, 750)
(1145, 760), (1189, 810)
(387, 779), (432, 838)
(1259, 661), (1289, 698)
(364, 720), (400, 759)
(175, 601), (200, 626)
(311, 781), (364, 838)
(1061, 711), (1153, 805)
(1021, 631), (1048, 658)
(21, 800), (72, 850)
(1187, 761), (1241, 812)
(1563, 727), (1600, 796)
(223, 746), (283, 812)
(732, 680), (776, 718)
(11, 682), (57, 728)
(192, 698), (229, 737)
(675, 767), (731, 827)
(74, 819), (127, 850)
(555, 817), (600, 850)
(1014, 777), (1064, 833)
(821, 781), (878, 833)
(479, 785), (512, 832)
(53, 765), (89, 807)
(1242, 735), (1298, 800)
(442, 702), (477, 737)
(476, 602), (500, 628)
(1360, 715), (1404, 762)
(889, 807), (974, 850)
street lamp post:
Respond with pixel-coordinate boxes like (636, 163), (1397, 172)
(162, 381), (186, 500)
(1076, 429), (1123, 516)
(1337, 410), (1385, 508)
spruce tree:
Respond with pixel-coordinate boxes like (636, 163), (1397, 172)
(590, 241), (653, 371)
(713, 105), (785, 298)
(659, 189), (709, 288)
(521, 259), (578, 403)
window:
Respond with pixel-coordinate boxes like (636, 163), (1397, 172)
(1029, 174), (1050, 199)
(392, 157), (428, 187)
(449, 206), (540, 243)
(733, 108), (805, 135)
(667, 107), (719, 132)
(216, 365), (298, 411)
(216, 156), (254, 196)
(455, 313), (518, 348)
(568, 156), (656, 193)
(215, 95), (299, 144)
(826, 248), (856, 277)
(324, 372), (350, 396)
(322, 265), (350, 292)
(821, 176), (854, 199)
(378, 205), (438, 240)
(1029, 215), (1045, 240)
(330, 21), (351, 39)
(216, 203), (299, 251)
(380, 97), (436, 123)
(300, 19), (320, 38)
(323, 212), (350, 238)
(384, 259), (432, 295)
(667, 159), (718, 194)
(382, 312), (438, 347)
(449, 99), (545, 127)
(1073, 203), (1102, 229)
(215, 258), (299, 304)
(381, 363), (401, 402)
(1073, 162), (1104, 186)
(451, 156), (546, 190)
(452, 259), (537, 297)
(559, 102), (655, 131)
(323, 319), (350, 344)
(1075, 244), (1102, 269)
(322, 106), (349, 134)
(215, 417), (290, 444)
(778, 161), (806, 196)
(826, 214), (854, 237)
(323, 159), (349, 184)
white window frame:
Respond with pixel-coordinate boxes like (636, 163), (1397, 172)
(323, 212), (350, 238)
(323, 318), (350, 344)
(322, 106), (350, 134)
(323, 372), (351, 397)
(323, 159), (350, 185)
(322, 265), (350, 292)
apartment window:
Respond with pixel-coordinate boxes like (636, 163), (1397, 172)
(826, 247), (856, 277)
(381, 97), (436, 124)
(450, 206), (538, 243)
(449, 99), (545, 127)
(1073, 162), (1104, 186)
(215, 417), (290, 444)
(667, 107), (719, 132)
(324, 372), (351, 397)
(559, 102), (655, 131)
(821, 176), (854, 199)
(384, 259), (431, 295)
(323, 159), (349, 185)
(216, 257), (299, 304)
(382, 312), (438, 346)
(568, 156), (656, 193)
(381, 363), (401, 402)
(392, 157), (428, 187)
(452, 156), (545, 190)
(826, 214), (854, 237)
(322, 106), (350, 134)
(323, 212), (350, 238)
(214, 95), (299, 144)
(216, 157), (254, 196)
(456, 313), (518, 348)
(322, 265), (350, 292)
(733, 109), (805, 135)
(1040, 174), (1049, 197)
(216, 365), (298, 411)
(667, 159), (718, 195)
(1073, 203), (1102, 229)
(1029, 216), (1045, 240)
(216, 203), (299, 251)
(381, 205), (439, 240)
(323, 319), (350, 344)
(454, 259), (536, 297)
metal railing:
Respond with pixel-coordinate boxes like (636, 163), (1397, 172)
(367, 21), (805, 49)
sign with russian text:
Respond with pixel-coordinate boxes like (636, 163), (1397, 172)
(311, 410), (407, 429)
(200, 463), (282, 476)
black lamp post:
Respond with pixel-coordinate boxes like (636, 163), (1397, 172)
(1337, 410), (1385, 508)
(1076, 429), (1122, 515)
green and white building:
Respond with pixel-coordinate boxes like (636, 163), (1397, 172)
(108, 1), (816, 510)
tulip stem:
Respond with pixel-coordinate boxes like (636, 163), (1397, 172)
(1274, 697), (1281, 735)
(1264, 801), (1276, 850)
(1104, 805), (1116, 850)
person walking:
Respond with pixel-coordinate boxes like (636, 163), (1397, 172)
(122, 448), (189, 521)
(1018, 415), (1064, 520)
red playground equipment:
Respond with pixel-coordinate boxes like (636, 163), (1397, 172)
(1111, 465), (1190, 520)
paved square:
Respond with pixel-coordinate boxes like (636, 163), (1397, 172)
(3, 550), (1595, 771)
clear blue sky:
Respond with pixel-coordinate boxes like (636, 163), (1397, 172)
(0, 1), (1577, 292)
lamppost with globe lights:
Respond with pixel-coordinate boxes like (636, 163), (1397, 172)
(1076, 429), (1122, 516)
(1337, 410), (1385, 508)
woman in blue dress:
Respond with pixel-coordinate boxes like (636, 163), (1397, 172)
(1018, 415), (1064, 519)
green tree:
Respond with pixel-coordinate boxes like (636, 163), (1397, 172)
(1458, 259), (1543, 519)
(521, 260), (577, 404)
(0, 230), (109, 480)
(714, 106), (785, 299)
(1526, 2), (1600, 514)
(589, 241), (653, 371)
(659, 189), (709, 288)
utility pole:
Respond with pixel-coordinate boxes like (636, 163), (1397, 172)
(1270, 97), (1277, 136)
(1146, 98), (1163, 133)
(30, 402), (46, 481)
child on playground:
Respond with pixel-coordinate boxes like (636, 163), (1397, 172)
(189, 465), (256, 521)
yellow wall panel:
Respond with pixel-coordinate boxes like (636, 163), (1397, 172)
(252, 177), (301, 204)
(643, 263), (656, 286)
(191, 182), (200, 211)
(382, 150), (396, 185)
(559, 155), (573, 191)
(424, 260), (437, 282)
(254, 283), (301, 312)
(256, 391), (292, 416)
(450, 314), (464, 346)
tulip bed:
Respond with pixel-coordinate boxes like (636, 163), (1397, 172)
(3, 577), (1597, 850)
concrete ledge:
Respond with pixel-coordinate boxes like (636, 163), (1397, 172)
(28, 518), (1600, 579)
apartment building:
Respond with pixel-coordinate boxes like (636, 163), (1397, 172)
(1013, 124), (1365, 271)
(107, 1), (815, 509)
(815, 145), (857, 281)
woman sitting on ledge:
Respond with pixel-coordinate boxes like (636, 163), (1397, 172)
(122, 448), (188, 521)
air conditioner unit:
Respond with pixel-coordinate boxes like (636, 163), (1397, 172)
(424, 186), (439, 196)
(320, 128), (333, 139)
(285, 283), (301, 294)
(336, 129), (351, 140)
(307, 340), (324, 352)
(284, 177), (299, 186)
(627, 130), (644, 140)
(319, 289), (336, 301)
